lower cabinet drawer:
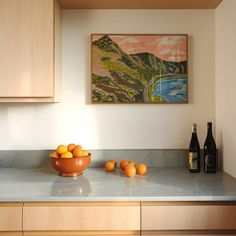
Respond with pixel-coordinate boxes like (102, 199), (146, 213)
(23, 202), (140, 231)
(24, 232), (140, 236)
(0, 203), (22, 231)
(0, 233), (22, 236)
(143, 235), (236, 236)
(142, 202), (236, 230)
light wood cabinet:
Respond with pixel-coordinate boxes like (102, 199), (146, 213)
(0, 203), (23, 232)
(141, 202), (236, 231)
(0, 0), (61, 102)
(142, 234), (236, 236)
(0, 233), (22, 236)
(58, 0), (222, 9)
(23, 202), (140, 231)
(24, 231), (140, 236)
(1, 201), (236, 235)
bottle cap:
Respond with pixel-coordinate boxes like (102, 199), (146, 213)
(192, 123), (197, 132)
(207, 122), (212, 128)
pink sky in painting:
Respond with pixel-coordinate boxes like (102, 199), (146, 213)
(92, 35), (187, 62)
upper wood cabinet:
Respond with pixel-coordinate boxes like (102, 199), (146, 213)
(0, 0), (61, 102)
(58, 0), (223, 9)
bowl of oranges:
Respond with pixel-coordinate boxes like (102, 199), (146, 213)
(49, 144), (91, 177)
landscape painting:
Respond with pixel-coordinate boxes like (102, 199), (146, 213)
(91, 34), (188, 103)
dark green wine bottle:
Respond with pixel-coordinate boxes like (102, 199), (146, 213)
(204, 122), (217, 173)
(188, 123), (201, 173)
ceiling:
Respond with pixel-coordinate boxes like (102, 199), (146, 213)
(58, 0), (223, 9)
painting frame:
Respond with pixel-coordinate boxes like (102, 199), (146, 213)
(91, 34), (188, 104)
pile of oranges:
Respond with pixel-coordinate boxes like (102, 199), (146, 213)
(105, 159), (147, 177)
(49, 144), (89, 159)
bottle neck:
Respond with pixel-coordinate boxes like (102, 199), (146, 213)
(207, 123), (213, 136)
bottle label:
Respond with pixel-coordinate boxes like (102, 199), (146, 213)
(205, 154), (215, 169)
(189, 152), (198, 170)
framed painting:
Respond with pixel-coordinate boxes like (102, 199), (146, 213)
(91, 34), (188, 104)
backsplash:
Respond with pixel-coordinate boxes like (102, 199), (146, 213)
(0, 149), (189, 168)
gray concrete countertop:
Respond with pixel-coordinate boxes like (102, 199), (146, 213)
(0, 167), (236, 202)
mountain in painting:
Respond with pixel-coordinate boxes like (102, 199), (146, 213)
(91, 35), (187, 103)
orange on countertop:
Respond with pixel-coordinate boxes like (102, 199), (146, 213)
(124, 165), (136, 177)
(128, 160), (136, 167)
(110, 160), (117, 168)
(105, 161), (115, 172)
(136, 163), (147, 175)
(57, 144), (68, 155)
(120, 160), (128, 170)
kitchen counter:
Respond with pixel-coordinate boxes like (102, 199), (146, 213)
(0, 167), (236, 202)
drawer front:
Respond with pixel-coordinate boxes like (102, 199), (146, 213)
(0, 204), (22, 231)
(142, 204), (236, 230)
(23, 203), (140, 231)
(0, 233), (22, 236)
(24, 231), (140, 236)
(143, 235), (236, 236)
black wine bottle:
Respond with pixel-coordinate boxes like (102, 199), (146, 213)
(188, 123), (201, 173)
(204, 122), (217, 173)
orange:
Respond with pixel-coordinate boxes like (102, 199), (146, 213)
(80, 150), (89, 157)
(73, 147), (83, 157)
(67, 143), (77, 152)
(128, 160), (136, 167)
(76, 144), (82, 150)
(57, 144), (68, 155)
(110, 160), (117, 168)
(61, 151), (73, 158)
(49, 151), (59, 158)
(105, 161), (115, 172)
(120, 160), (128, 170)
(136, 163), (147, 175)
(124, 165), (136, 177)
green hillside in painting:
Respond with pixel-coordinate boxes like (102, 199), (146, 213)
(91, 35), (187, 103)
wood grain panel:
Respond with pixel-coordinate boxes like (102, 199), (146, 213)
(0, 233), (22, 236)
(142, 204), (236, 230)
(23, 204), (140, 231)
(24, 202), (140, 206)
(142, 230), (236, 235)
(0, 204), (22, 231)
(0, 0), (54, 97)
(143, 234), (236, 236)
(53, 0), (62, 102)
(24, 231), (140, 235)
(58, 0), (223, 9)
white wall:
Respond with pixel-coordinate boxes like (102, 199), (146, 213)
(216, 0), (236, 178)
(0, 10), (215, 150)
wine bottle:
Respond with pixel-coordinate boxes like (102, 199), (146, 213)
(188, 123), (201, 173)
(204, 122), (217, 173)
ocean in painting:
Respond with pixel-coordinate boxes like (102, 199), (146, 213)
(153, 75), (187, 103)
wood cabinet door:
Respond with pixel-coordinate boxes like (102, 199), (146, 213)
(0, 203), (22, 231)
(23, 202), (140, 231)
(143, 235), (236, 236)
(142, 202), (236, 231)
(0, 233), (22, 236)
(24, 231), (140, 236)
(0, 0), (54, 97)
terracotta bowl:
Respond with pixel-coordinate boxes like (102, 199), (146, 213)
(51, 154), (91, 177)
